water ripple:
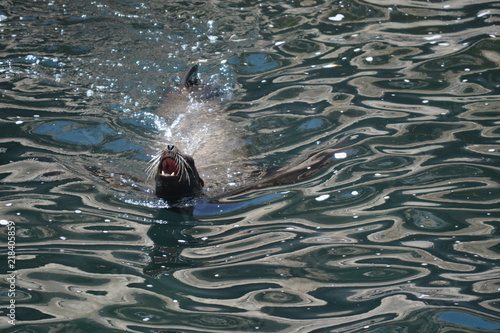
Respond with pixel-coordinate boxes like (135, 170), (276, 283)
(1, 0), (500, 332)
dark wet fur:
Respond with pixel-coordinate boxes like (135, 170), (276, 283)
(150, 145), (204, 204)
(180, 64), (200, 88)
(180, 64), (220, 99)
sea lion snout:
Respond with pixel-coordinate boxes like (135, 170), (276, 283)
(158, 145), (182, 177)
(147, 145), (204, 203)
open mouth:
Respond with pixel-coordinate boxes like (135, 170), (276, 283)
(160, 157), (179, 177)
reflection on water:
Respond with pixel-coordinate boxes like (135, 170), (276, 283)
(1, 0), (499, 331)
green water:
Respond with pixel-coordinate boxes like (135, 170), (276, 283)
(1, 0), (499, 332)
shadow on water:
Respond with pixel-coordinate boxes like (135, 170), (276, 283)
(144, 209), (201, 276)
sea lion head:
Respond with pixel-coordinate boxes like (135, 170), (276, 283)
(148, 145), (204, 203)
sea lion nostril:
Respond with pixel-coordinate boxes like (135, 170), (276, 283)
(167, 145), (175, 151)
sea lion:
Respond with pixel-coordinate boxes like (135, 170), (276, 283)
(147, 65), (357, 206)
(78, 65), (355, 210)
(147, 64), (253, 205)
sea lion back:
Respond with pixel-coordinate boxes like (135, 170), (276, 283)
(152, 65), (252, 202)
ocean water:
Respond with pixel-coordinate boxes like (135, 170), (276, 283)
(1, 0), (499, 332)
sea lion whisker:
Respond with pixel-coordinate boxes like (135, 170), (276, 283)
(176, 154), (193, 185)
(181, 155), (196, 185)
(173, 154), (182, 181)
(146, 152), (162, 180)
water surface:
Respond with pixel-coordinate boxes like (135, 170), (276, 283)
(1, 0), (499, 332)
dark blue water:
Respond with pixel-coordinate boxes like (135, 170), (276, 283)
(1, 0), (499, 331)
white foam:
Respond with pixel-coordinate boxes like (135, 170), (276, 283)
(328, 14), (344, 22)
(315, 194), (330, 201)
(424, 34), (442, 41)
(334, 152), (347, 159)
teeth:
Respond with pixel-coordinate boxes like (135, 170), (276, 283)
(171, 172), (175, 176)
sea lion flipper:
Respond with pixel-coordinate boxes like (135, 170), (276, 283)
(180, 65), (200, 88)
